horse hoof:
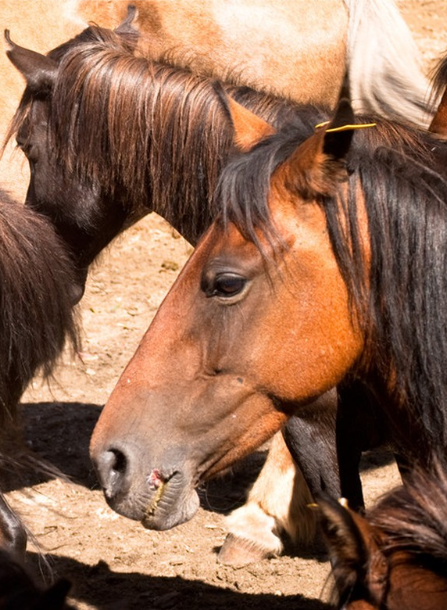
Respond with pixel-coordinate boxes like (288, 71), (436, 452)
(217, 533), (276, 566)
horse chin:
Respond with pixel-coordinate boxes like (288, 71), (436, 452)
(104, 473), (200, 531)
(141, 482), (200, 531)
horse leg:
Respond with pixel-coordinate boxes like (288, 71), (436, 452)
(218, 430), (314, 566)
(0, 492), (26, 562)
(336, 380), (391, 511)
(336, 383), (365, 511)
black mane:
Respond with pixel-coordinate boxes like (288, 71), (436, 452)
(371, 459), (447, 572)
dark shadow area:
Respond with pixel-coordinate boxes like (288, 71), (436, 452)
(26, 552), (332, 610)
(360, 447), (395, 472)
(1, 402), (103, 492)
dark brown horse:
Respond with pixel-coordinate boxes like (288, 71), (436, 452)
(319, 460), (447, 610)
(89, 94), (447, 534)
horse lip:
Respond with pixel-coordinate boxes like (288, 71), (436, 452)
(143, 468), (175, 520)
(142, 481), (167, 521)
(140, 470), (199, 530)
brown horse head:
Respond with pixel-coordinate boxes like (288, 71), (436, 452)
(91, 88), (447, 532)
(89, 99), (368, 529)
(319, 462), (447, 609)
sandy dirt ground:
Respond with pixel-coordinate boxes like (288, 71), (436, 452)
(0, 1), (446, 608)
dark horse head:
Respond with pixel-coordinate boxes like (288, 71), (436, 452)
(319, 459), (447, 610)
(4, 8), (143, 303)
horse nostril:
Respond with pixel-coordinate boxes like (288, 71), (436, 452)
(111, 449), (127, 474)
(95, 448), (128, 499)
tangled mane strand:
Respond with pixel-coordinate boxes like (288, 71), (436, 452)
(218, 115), (447, 455)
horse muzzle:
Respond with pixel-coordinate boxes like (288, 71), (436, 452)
(91, 441), (200, 530)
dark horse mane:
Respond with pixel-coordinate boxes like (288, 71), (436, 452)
(370, 459), (447, 574)
(217, 113), (447, 457)
(0, 190), (78, 427)
(7, 25), (324, 245)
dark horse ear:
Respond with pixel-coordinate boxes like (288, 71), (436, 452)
(428, 55), (447, 137)
(323, 98), (356, 162)
(114, 4), (140, 47)
(284, 99), (355, 200)
(4, 30), (57, 94)
(318, 496), (387, 603)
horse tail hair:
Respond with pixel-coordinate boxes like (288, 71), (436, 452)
(344, 0), (433, 128)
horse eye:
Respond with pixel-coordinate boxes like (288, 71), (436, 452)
(16, 137), (38, 163)
(211, 274), (247, 298)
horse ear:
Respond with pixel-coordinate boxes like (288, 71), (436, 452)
(214, 85), (275, 152)
(114, 4), (140, 46)
(285, 99), (355, 199)
(428, 56), (447, 137)
(4, 30), (57, 94)
(322, 98), (355, 162)
(318, 496), (386, 599)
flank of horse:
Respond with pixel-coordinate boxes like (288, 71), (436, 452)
(319, 460), (447, 610)
(0, 189), (78, 555)
(89, 87), (447, 539)
(82, 0), (432, 125)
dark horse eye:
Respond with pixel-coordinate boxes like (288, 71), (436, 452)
(210, 273), (247, 298)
